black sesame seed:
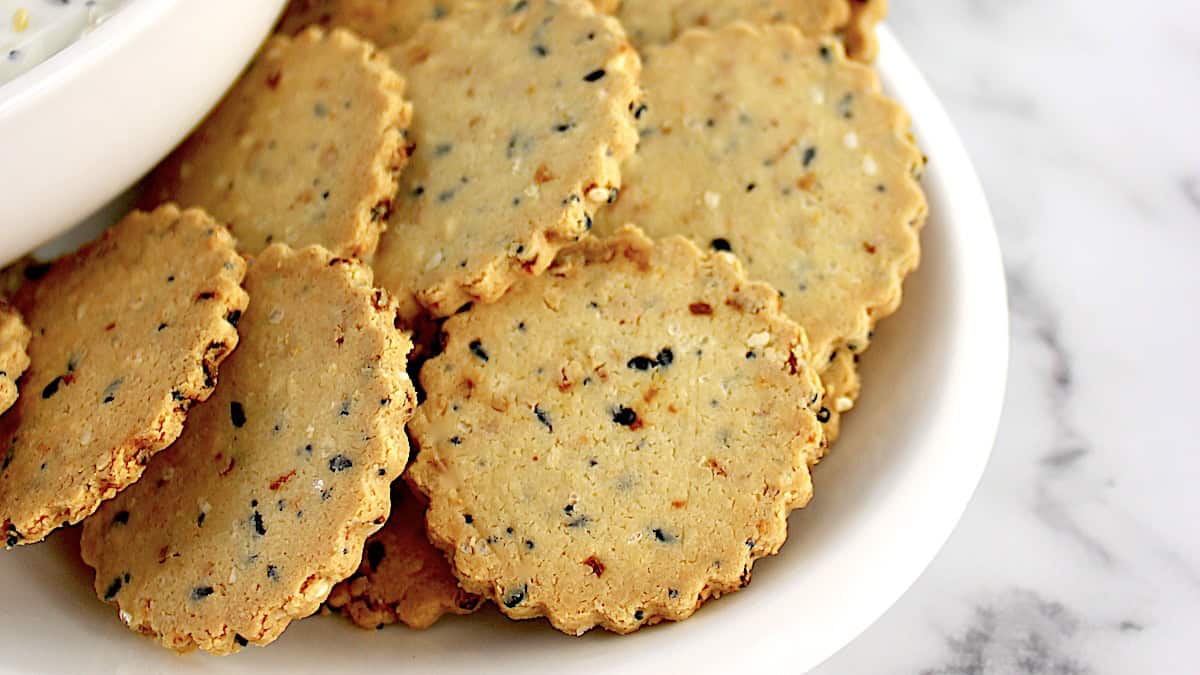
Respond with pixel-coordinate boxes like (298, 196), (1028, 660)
(449, 436), (462, 445)
(583, 69), (606, 82)
(266, 565), (279, 581)
(230, 401), (246, 428)
(329, 454), (353, 472)
(627, 356), (655, 371)
(817, 407), (832, 423)
(502, 584), (527, 608)
(191, 586), (215, 600)
(612, 406), (638, 427)
(534, 405), (553, 432)
(103, 576), (123, 600)
(468, 340), (489, 362)
(656, 348), (674, 367)
(463, 514), (475, 525)
(533, 44), (548, 57)
(41, 376), (62, 399)
(803, 146), (818, 167)
(226, 310), (242, 327)
(633, 103), (648, 119)
(524, 539), (535, 550)
(634, 610), (645, 621)
(819, 44), (832, 61)
(252, 511), (266, 536)
(653, 528), (676, 543)
(113, 510), (129, 525)
(197, 512), (206, 527)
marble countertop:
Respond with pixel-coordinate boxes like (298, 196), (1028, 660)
(816, 2), (1200, 673)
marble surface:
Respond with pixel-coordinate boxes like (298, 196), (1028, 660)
(816, 2), (1200, 673)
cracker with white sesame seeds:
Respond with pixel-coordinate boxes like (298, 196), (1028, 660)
(0, 205), (248, 547)
(601, 0), (849, 51)
(0, 302), (30, 416)
(326, 479), (482, 630)
(79, 245), (416, 654)
(594, 24), (925, 440)
(144, 27), (411, 258)
(841, 0), (887, 63)
(371, 0), (641, 321)
(407, 226), (826, 635)
(277, 0), (460, 48)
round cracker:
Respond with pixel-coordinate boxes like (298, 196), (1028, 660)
(79, 245), (416, 654)
(0, 302), (30, 415)
(372, 0), (642, 320)
(408, 227), (826, 635)
(0, 205), (247, 546)
(144, 28), (412, 258)
(595, 24), (925, 433)
(326, 480), (481, 630)
(603, 0), (849, 49)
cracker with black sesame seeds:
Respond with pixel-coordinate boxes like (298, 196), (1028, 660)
(326, 479), (481, 630)
(372, 0), (641, 321)
(0, 205), (247, 546)
(0, 302), (30, 415)
(144, 27), (412, 258)
(79, 244), (416, 654)
(277, 0), (461, 48)
(841, 0), (887, 63)
(594, 24), (925, 441)
(601, 0), (849, 51)
(407, 226), (826, 635)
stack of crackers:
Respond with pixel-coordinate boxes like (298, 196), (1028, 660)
(0, 0), (924, 653)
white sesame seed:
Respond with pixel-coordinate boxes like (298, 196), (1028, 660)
(704, 191), (721, 210)
(863, 155), (878, 175)
(747, 332), (771, 349)
(843, 132), (859, 149)
(586, 186), (609, 203)
(835, 396), (855, 413)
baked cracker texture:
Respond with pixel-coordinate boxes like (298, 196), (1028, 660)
(408, 226), (826, 635)
(278, 0), (461, 47)
(594, 24), (926, 440)
(79, 245), (416, 654)
(602, 0), (849, 50)
(842, 0), (888, 62)
(326, 479), (481, 630)
(145, 27), (412, 258)
(0, 302), (31, 415)
(0, 205), (247, 546)
(372, 0), (642, 321)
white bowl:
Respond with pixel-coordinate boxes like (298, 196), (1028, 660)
(0, 27), (1007, 674)
(0, 0), (286, 265)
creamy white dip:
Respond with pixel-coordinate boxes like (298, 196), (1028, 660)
(1, 0), (127, 86)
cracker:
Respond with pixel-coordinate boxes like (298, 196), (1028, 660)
(594, 25), (925, 437)
(818, 348), (861, 445)
(841, 0), (887, 63)
(79, 245), (416, 654)
(326, 479), (481, 630)
(602, 0), (849, 50)
(278, 0), (459, 48)
(372, 0), (641, 320)
(0, 205), (247, 546)
(0, 302), (31, 416)
(407, 226), (826, 635)
(144, 28), (412, 258)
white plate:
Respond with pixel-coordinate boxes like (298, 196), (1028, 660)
(0, 0), (286, 264)
(0, 27), (1007, 674)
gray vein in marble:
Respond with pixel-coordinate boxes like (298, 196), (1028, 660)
(1182, 177), (1200, 214)
(919, 589), (1092, 675)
